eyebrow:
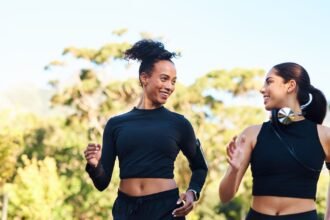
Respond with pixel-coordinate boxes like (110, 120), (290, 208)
(160, 73), (177, 80)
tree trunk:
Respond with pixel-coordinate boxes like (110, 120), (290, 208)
(1, 193), (8, 220)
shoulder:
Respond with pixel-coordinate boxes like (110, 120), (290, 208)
(240, 124), (263, 149)
(163, 108), (192, 125)
(104, 109), (135, 130)
(241, 124), (262, 136)
(113, 109), (135, 119)
(317, 124), (330, 134)
(162, 109), (196, 137)
(164, 108), (185, 119)
(317, 124), (330, 161)
(107, 109), (135, 123)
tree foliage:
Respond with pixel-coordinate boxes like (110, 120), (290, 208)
(1, 32), (328, 220)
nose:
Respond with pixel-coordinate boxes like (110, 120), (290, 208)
(259, 85), (265, 95)
(165, 81), (174, 91)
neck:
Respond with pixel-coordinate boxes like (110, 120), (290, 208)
(285, 98), (302, 115)
(291, 114), (305, 122)
(136, 95), (162, 110)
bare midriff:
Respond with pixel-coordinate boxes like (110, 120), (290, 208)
(119, 178), (178, 196)
(252, 196), (316, 215)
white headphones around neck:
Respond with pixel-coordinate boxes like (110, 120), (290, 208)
(273, 93), (313, 125)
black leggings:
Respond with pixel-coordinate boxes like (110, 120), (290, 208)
(112, 188), (185, 220)
(246, 208), (318, 220)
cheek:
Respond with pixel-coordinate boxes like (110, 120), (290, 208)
(147, 84), (160, 95)
(151, 79), (162, 88)
(171, 86), (175, 92)
(267, 85), (279, 96)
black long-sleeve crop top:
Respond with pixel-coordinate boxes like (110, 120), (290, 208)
(86, 106), (208, 196)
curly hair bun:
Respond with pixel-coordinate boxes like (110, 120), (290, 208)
(124, 39), (176, 62)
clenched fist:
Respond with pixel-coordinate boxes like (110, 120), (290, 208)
(84, 143), (102, 167)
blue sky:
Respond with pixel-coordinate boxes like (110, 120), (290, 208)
(1, 0), (329, 97)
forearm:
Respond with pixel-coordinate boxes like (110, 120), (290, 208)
(188, 167), (208, 199)
(186, 138), (209, 198)
(85, 163), (111, 191)
(219, 167), (240, 203)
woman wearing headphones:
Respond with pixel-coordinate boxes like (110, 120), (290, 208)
(219, 62), (330, 219)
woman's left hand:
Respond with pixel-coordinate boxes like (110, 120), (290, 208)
(172, 191), (195, 217)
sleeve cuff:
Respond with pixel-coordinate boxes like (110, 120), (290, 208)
(85, 163), (104, 177)
(187, 189), (200, 201)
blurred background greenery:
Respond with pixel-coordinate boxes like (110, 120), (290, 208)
(0, 32), (329, 220)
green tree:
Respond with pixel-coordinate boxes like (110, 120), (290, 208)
(1, 30), (327, 219)
(5, 155), (68, 220)
(45, 32), (267, 219)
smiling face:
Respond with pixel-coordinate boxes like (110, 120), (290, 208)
(260, 68), (296, 110)
(140, 60), (177, 107)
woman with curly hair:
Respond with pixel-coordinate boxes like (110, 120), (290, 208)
(84, 40), (208, 220)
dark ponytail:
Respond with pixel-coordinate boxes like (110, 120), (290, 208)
(124, 40), (176, 76)
(303, 85), (327, 124)
(273, 62), (327, 124)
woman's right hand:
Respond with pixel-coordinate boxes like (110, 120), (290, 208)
(84, 143), (102, 167)
(226, 135), (246, 172)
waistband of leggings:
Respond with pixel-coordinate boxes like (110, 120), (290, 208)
(117, 188), (179, 202)
(249, 208), (317, 217)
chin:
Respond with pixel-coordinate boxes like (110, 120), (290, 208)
(264, 104), (273, 111)
(157, 96), (170, 104)
(159, 100), (167, 105)
(153, 99), (166, 105)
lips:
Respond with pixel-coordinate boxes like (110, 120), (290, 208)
(160, 91), (170, 99)
(263, 96), (270, 104)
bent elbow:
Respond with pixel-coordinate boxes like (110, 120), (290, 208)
(219, 183), (235, 204)
(96, 186), (107, 192)
(92, 178), (111, 192)
(219, 194), (232, 204)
